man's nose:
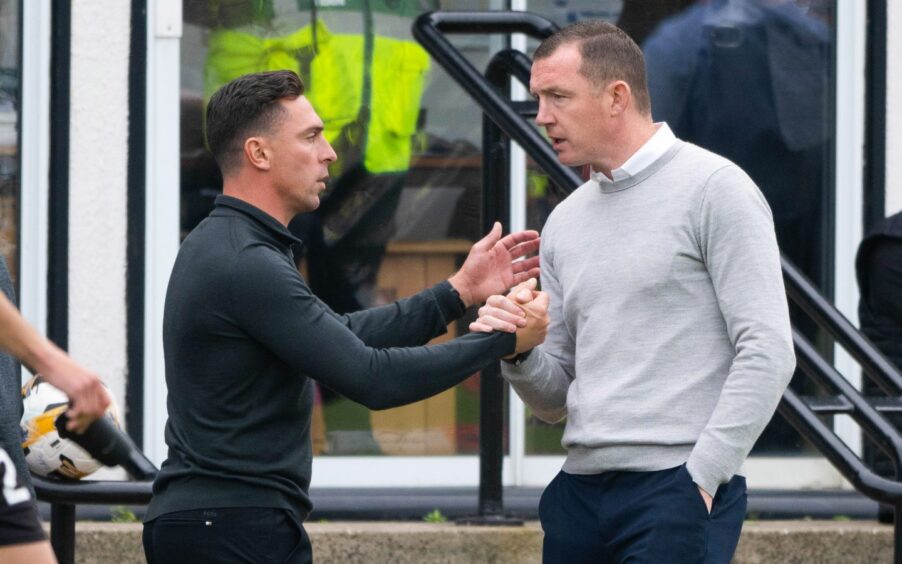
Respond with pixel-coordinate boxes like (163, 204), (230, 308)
(535, 101), (552, 126)
(322, 141), (337, 163)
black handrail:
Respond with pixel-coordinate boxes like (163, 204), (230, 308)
(792, 329), (902, 477)
(782, 257), (902, 395)
(34, 475), (154, 505)
(34, 475), (154, 564)
(415, 9), (902, 561)
(31, 418), (158, 564)
(413, 12), (581, 192)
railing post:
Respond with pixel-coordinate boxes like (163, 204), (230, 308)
(50, 502), (76, 564)
(477, 361), (506, 519)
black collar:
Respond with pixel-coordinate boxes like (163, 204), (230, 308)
(213, 195), (304, 247)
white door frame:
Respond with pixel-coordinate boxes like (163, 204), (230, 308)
(19, 0), (52, 363)
(143, 0), (182, 466)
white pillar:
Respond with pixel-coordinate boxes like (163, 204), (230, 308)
(68, 0), (131, 425)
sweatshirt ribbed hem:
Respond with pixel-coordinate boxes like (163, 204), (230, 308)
(562, 444), (695, 475)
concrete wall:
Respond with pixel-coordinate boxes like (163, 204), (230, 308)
(887, 0), (902, 215)
(66, 521), (894, 564)
(68, 0), (130, 422)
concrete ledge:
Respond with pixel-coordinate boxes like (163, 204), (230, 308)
(64, 520), (893, 563)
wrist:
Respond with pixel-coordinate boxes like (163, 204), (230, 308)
(503, 349), (533, 364)
(447, 273), (474, 308)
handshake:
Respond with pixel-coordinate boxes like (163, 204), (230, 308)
(469, 278), (549, 359)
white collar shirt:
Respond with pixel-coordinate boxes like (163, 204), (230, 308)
(591, 122), (677, 184)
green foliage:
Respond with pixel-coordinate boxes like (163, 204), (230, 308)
(423, 509), (448, 523)
(110, 506), (138, 523)
(832, 514), (851, 521)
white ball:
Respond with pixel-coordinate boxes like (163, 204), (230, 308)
(20, 376), (120, 480)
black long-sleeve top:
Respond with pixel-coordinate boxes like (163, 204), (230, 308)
(145, 196), (514, 522)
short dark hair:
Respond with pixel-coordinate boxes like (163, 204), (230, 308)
(205, 70), (305, 175)
(534, 21), (651, 115)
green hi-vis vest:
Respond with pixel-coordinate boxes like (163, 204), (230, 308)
(205, 21), (430, 174)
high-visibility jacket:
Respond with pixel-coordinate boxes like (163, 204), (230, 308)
(205, 18), (430, 174)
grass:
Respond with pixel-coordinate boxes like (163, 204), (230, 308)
(423, 509), (448, 523)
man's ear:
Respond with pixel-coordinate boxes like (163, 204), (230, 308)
(244, 137), (271, 171)
(608, 80), (632, 116)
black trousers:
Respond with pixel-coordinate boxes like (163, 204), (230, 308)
(143, 507), (311, 564)
(540, 465), (746, 564)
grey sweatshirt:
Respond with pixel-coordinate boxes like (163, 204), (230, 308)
(502, 140), (796, 495)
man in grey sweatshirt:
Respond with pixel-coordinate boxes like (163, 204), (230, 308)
(471, 20), (795, 563)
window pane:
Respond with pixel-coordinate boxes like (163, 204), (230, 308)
(523, 0), (836, 457)
(180, 0), (510, 456)
(0, 0), (19, 284)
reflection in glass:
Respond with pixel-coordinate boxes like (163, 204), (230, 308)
(0, 0), (19, 283)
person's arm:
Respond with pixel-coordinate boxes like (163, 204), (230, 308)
(685, 165), (796, 499)
(488, 235), (574, 423)
(339, 222), (539, 348)
(0, 293), (109, 431)
(231, 247), (547, 410)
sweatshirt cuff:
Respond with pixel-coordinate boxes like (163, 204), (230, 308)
(685, 452), (732, 497)
(500, 345), (541, 381)
(430, 280), (467, 322)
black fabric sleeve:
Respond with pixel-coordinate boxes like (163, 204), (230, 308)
(867, 239), (902, 323)
(230, 247), (516, 410)
(339, 281), (466, 348)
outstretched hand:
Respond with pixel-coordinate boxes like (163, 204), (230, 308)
(448, 222), (540, 307)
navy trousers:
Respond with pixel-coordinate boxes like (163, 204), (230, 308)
(143, 507), (311, 564)
(540, 465), (746, 563)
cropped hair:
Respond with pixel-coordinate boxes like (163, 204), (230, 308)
(534, 21), (651, 115)
(205, 70), (305, 175)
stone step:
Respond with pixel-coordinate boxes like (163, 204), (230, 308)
(63, 520), (893, 564)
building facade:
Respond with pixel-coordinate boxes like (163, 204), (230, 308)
(2, 0), (900, 493)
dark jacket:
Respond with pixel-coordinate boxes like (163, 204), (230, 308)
(856, 211), (902, 369)
(146, 196), (514, 522)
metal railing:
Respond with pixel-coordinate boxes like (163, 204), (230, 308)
(35, 475), (154, 564)
(32, 422), (157, 564)
(415, 9), (902, 562)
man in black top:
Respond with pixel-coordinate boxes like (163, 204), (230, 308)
(142, 70), (547, 564)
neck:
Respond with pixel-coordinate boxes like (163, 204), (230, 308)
(594, 115), (657, 177)
(222, 173), (291, 226)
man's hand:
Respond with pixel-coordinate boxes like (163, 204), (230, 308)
(469, 279), (549, 357)
(511, 291), (549, 356)
(448, 222), (540, 307)
(698, 486), (713, 514)
(469, 278), (538, 334)
(38, 350), (110, 433)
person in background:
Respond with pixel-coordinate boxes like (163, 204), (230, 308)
(0, 259), (110, 564)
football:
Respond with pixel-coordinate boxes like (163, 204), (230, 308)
(20, 375), (120, 479)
